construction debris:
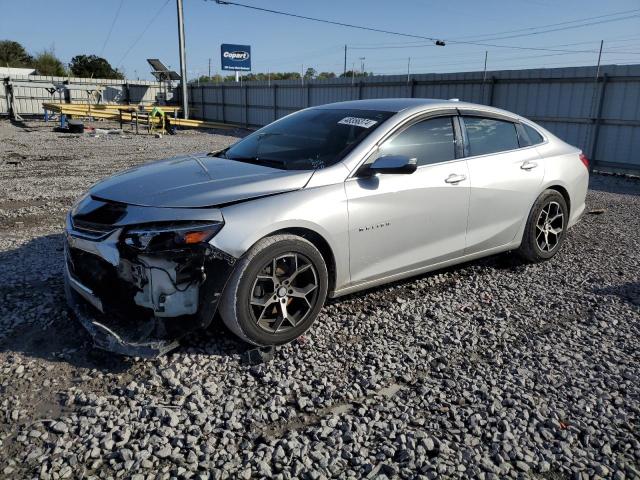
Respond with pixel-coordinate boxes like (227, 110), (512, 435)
(42, 102), (238, 133)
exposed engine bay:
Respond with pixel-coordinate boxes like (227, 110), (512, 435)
(64, 196), (237, 357)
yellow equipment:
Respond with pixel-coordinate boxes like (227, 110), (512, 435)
(149, 106), (167, 134)
(42, 102), (238, 132)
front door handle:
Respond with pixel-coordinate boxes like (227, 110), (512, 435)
(521, 160), (538, 170)
(445, 173), (467, 184)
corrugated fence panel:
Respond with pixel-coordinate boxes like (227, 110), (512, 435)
(0, 81), (7, 114)
(1, 74), (162, 115)
(187, 64), (639, 173)
(3, 65), (639, 172)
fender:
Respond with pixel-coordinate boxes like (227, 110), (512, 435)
(211, 184), (351, 291)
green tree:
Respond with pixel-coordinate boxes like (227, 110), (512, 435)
(339, 70), (370, 78)
(317, 71), (336, 79)
(189, 75), (213, 85)
(32, 49), (67, 76)
(190, 71), (337, 84)
(0, 40), (33, 67)
(271, 72), (301, 80)
(69, 54), (123, 79)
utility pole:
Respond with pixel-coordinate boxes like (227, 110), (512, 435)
(176, 0), (189, 118)
(481, 51), (488, 102)
(584, 40), (604, 171)
(482, 51), (488, 82)
(343, 45), (347, 75)
(407, 57), (411, 83)
(208, 58), (211, 79)
(594, 40), (604, 80)
(301, 64), (304, 85)
(351, 62), (355, 85)
(359, 57), (365, 74)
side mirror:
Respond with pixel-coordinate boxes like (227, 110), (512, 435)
(362, 155), (418, 176)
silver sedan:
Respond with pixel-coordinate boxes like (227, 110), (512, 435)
(64, 98), (589, 356)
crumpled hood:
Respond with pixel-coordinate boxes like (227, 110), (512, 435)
(90, 153), (314, 208)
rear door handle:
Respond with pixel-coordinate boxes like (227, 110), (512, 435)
(445, 173), (467, 184)
(521, 161), (538, 170)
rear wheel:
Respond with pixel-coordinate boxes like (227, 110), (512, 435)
(220, 234), (328, 346)
(518, 189), (568, 263)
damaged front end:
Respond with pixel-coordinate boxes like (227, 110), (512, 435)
(64, 196), (237, 357)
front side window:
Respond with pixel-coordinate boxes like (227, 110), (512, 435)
(377, 116), (456, 167)
(462, 116), (519, 157)
(221, 108), (394, 170)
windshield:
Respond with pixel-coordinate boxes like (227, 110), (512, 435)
(220, 108), (394, 170)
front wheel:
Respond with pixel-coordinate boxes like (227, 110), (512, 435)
(518, 189), (569, 263)
(219, 234), (328, 346)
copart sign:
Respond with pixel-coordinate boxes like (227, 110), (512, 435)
(221, 44), (251, 71)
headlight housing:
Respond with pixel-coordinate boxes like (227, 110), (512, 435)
(122, 222), (224, 252)
(70, 192), (91, 217)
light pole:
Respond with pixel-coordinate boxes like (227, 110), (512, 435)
(176, 0), (189, 118)
(343, 45), (347, 75)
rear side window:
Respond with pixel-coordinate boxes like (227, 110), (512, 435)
(523, 124), (544, 145)
(462, 116), (519, 156)
(379, 116), (456, 166)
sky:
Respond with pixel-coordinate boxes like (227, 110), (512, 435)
(2, 0), (640, 80)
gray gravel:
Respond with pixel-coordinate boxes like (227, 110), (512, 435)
(1, 119), (639, 479)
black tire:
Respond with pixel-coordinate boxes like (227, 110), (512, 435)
(518, 189), (569, 263)
(219, 234), (328, 346)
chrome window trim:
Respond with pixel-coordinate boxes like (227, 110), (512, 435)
(458, 114), (549, 161)
(344, 156), (467, 183)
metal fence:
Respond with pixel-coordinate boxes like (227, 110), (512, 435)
(187, 64), (640, 174)
(2, 66), (638, 173)
(0, 74), (163, 117)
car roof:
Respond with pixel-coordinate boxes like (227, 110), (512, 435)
(314, 98), (529, 125)
(315, 98), (468, 113)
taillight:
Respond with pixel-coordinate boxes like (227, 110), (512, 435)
(579, 153), (589, 169)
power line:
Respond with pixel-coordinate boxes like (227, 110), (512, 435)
(464, 14), (640, 43)
(212, 0), (640, 54)
(212, 0), (441, 44)
(100, 0), (125, 57)
(457, 8), (640, 41)
(348, 10), (640, 47)
(117, 0), (171, 67)
(350, 33), (640, 50)
(350, 43), (436, 50)
(350, 40), (640, 55)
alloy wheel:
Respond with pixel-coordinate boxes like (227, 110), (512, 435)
(535, 201), (564, 252)
(249, 253), (319, 334)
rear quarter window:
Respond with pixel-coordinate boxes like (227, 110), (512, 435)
(522, 123), (545, 145)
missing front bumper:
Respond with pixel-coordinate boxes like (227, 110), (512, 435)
(65, 269), (181, 357)
(64, 241), (237, 358)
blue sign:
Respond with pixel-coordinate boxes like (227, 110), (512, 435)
(221, 44), (251, 72)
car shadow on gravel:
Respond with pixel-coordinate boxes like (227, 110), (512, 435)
(0, 233), (251, 371)
(594, 282), (640, 307)
(589, 174), (640, 196)
(326, 250), (527, 307)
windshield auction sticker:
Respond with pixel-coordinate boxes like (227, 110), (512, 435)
(338, 117), (378, 128)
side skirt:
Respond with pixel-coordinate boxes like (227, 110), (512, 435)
(329, 241), (519, 298)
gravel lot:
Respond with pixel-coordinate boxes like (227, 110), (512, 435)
(1, 119), (639, 479)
